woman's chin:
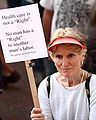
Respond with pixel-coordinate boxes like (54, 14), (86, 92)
(61, 70), (74, 77)
(62, 72), (72, 77)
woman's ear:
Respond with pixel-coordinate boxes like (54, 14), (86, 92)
(80, 49), (87, 67)
(81, 49), (87, 60)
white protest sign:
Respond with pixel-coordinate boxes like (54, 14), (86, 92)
(0, 4), (48, 63)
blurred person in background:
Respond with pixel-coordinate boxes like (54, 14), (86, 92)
(82, 0), (96, 74)
(0, 48), (20, 89)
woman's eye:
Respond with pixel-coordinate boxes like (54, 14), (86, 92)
(55, 55), (63, 59)
(67, 54), (75, 58)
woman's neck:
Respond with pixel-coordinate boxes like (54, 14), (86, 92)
(56, 69), (88, 87)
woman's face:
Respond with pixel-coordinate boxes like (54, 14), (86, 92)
(51, 44), (83, 77)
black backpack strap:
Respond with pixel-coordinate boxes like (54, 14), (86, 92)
(85, 74), (92, 110)
(46, 76), (51, 98)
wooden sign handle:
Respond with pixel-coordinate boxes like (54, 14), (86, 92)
(25, 60), (40, 108)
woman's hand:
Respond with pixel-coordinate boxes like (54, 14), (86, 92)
(30, 107), (45, 120)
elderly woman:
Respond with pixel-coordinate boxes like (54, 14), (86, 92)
(31, 28), (96, 120)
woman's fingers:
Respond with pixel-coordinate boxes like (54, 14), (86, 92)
(30, 112), (44, 118)
(30, 108), (45, 120)
(31, 108), (42, 114)
(31, 116), (45, 120)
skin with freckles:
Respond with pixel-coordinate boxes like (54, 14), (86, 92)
(50, 44), (86, 86)
(51, 44), (83, 78)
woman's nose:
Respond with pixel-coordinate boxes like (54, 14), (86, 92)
(62, 58), (69, 66)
